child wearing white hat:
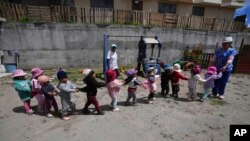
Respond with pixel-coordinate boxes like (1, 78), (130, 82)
(142, 67), (159, 104)
(80, 69), (106, 115)
(170, 64), (189, 98)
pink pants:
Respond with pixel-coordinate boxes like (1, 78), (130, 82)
(23, 100), (31, 112)
(35, 94), (45, 112)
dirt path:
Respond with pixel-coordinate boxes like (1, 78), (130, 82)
(0, 72), (249, 141)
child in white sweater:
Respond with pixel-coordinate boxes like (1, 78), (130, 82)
(188, 65), (206, 101)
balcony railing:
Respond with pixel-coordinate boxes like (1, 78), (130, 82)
(221, 0), (244, 7)
(193, 0), (222, 5)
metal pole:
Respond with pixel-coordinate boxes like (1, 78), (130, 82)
(103, 34), (109, 74)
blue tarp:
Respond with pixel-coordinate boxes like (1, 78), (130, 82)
(234, 1), (250, 27)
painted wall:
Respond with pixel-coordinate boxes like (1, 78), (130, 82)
(73, 0), (237, 20)
(0, 22), (248, 69)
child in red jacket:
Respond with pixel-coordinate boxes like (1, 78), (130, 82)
(171, 64), (189, 98)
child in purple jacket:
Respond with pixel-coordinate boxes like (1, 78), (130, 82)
(201, 66), (222, 102)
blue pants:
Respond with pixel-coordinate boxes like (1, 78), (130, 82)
(202, 88), (212, 100)
(212, 70), (232, 96)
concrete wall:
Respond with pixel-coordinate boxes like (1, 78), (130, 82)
(0, 22), (249, 69)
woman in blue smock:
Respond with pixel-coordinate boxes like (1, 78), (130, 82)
(211, 36), (236, 99)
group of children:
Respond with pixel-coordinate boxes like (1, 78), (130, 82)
(160, 63), (222, 102)
(12, 63), (222, 120)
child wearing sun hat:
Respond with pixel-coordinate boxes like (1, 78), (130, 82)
(141, 67), (160, 103)
(12, 69), (34, 115)
(171, 64), (189, 98)
(106, 69), (124, 111)
(124, 69), (142, 106)
(201, 66), (222, 102)
(31, 67), (45, 113)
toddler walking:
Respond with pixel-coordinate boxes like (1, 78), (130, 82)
(106, 69), (124, 111)
(143, 67), (159, 104)
(171, 64), (189, 98)
(81, 69), (106, 115)
(39, 75), (59, 118)
(187, 65), (206, 101)
(57, 70), (78, 120)
(124, 69), (141, 106)
(31, 68), (45, 113)
(12, 69), (34, 115)
(201, 66), (222, 102)
(161, 64), (173, 98)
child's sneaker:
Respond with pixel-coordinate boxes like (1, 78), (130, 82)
(219, 95), (224, 99)
(46, 113), (54, 118)
(27, 109), (34, 115)
(113, 108), (119, 111)
(97, 111), (105, 115)
(82, 109), (91, 114)
(124, 101), (131, 106)
(148, 100), (154, 104)
(62, 115), (70, 120)
(131, 102), (137, 106)
(173, 94), (178, 98)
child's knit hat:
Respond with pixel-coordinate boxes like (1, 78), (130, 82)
(12, 69), (27, 78)
(147, 67), (157, 75)
(192, 65), (201, 74)
(81, 69), (95, 79)
(37, 75), (49, 84)
(173, 64), (182, 72)
(57, 70), (68, 80)
(126, 69), (138, 77)
(207, 66), (217, 75)
(106, 69), (116, 82)
(31, 68), (44, 78)
(164, 64), (171, 70)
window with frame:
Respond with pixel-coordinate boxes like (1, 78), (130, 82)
(158, 3), (176, 14)
(90, 0), (114, 9)
(132, 0), (143, 11)
(192, 6), (205, 16)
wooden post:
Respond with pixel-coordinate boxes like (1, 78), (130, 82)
(234, 39), (244, 73)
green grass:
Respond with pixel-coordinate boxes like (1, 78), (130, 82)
(209, 98), (229, 106)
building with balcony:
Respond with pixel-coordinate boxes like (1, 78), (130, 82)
(74, 0), (244, 20)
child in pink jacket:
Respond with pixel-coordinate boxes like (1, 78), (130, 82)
(106, 69), (124, 111)
(31, 68), (45, 113)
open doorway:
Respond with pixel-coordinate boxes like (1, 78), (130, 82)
(132, 0), (143, 11)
